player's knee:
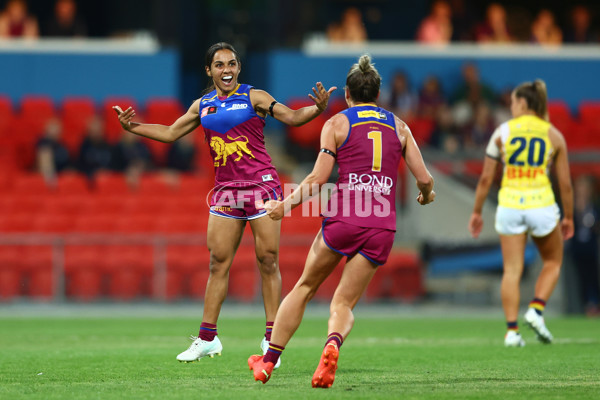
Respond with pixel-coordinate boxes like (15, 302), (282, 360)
(256, 250), (279, 275)
(208, 252), (231, 276)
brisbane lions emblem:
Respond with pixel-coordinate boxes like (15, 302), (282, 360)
(210, 135), (255, 167)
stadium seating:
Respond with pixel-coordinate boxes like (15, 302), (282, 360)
(64, 245), (105, 301)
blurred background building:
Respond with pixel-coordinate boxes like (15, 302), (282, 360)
(0, 0), (599, 316)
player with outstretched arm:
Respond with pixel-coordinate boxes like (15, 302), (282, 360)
(247, 54), (435, 388)
(114, 42), (336, 366)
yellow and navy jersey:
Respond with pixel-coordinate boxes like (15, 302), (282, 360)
(486, 114), (555, 209)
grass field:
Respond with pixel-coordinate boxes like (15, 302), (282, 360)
(0, 309), (598, 400)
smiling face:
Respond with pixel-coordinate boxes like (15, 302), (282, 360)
(205, 49), (241, 96)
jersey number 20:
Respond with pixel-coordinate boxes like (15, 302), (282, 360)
(368, 131), (382, 172)
(508, 137), (546, 167)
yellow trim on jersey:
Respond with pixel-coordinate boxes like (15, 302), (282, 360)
(498, 115), (555, 209)
(351, 120), (395, 131)
(228, 84), (248, 97)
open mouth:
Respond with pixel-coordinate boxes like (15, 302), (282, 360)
(222, 75), (233, 85)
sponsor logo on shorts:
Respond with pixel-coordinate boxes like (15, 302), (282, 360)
(262, 174), (273, 182)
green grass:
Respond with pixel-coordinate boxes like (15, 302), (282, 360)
(0, 313), (598, 399)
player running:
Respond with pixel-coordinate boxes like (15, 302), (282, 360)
(247, 54), (435, 387)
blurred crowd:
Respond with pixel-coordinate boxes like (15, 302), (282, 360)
(378, 62), (508, 154)
(0, 0), (85, 39)
(35, 116), (198, 188)
(327, 2), (599, 45)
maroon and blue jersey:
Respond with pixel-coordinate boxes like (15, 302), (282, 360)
(326, 104), (403, 231)
(199, 83), (280, 189)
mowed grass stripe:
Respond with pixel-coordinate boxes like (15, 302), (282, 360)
(0, 316), (598, 400)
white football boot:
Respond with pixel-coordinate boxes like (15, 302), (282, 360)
(504, 330), (525, 347)
(524, 308), (553, 344)
(260, 337), (281, 369)
(176, 336), (223, 362)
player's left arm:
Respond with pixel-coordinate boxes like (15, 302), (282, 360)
(265, 115), (341, 220)
(250, 83), (337, 127)
(549, 125), (574, 240)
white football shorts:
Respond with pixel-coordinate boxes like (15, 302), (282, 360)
(495, 203), (560, 237)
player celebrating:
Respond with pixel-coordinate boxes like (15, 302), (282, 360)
(247, 54), (435, 387)
(468, 80), (574, 347)
(113, 42), (336, 365)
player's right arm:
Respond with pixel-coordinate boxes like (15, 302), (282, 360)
(398, 116), (435, 205)
(112, 99), (201, 143)
(549, 125), (574, 240)
(265, 114), (343, 220)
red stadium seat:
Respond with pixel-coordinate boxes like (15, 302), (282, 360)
(365, 251), (423, 302)
(20, 95), (55, 120)
(0, 213), (36, 232)
(0, 246), (24, 299)
(114, 214), (159, 233)
(32, 213), (76, 233)
(103, 245), (154, 300)
(547, 100), (572, 121)
(0, 95), (12, 117)
(155, 213), (207, 234)
(228, 246), (258, 302)
(145, 97), (184, 124)
(21, 245), (54, 298)
(166, 245), (210, 300)
(93, 171), (130, 194)
(61, 97), (96, 120)
(407, 117), (435, 145)
(286, 98), (327, 148)
(64, 245), (105, 301)
(578, 101), (600, 127)
(72, 213), (118, 233)
(11, 173), (53, 195)
(278, 245), (310, 296)
(56, 172), (91, 195)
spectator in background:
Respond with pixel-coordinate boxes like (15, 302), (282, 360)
(417, 76), (446, 121)
(326, 7), (367, 43)
(110, 132), (153, 185)
(382, 71), (417, 121)
(564, 5), (597, 43)
(531, 9), (562, 45)
(462, 103), (495, 149)
(416, 0), (452, 44)
(43, 0), (87, 37)
(36, 118), (70, 186)
(78, 116), (111, 179)
(475, 3), (512, 43)
(451, 62), (496, 105)
(431, 104), (461, 152)
(0, 0), (38, 38)
(570, 175), (600, 317)
(449, 0), (475, 41)
(166, 133), (197, 173)
(451, 62), (496, 141)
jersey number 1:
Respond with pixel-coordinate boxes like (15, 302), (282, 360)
(368, 131), (382, 172)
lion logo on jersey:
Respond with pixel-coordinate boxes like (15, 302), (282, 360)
(210, 135), (255, 167)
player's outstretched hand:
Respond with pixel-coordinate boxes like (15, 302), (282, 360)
(264, 200), (285, 221)
(309, 82), (337, 112)
(468, 212), (483, 239)
(417, 190), (435, 205)
(112, 105), (136, 131)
